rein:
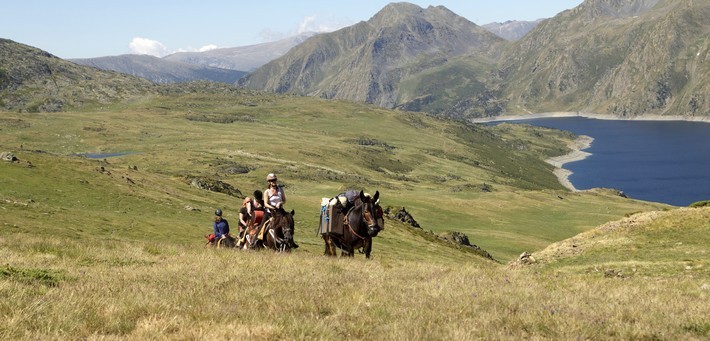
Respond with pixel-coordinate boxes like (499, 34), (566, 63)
(344, 203), (376, 241)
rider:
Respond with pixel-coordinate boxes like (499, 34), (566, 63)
(238, 197), (252, 238)
(213, 208), (230, 241)
(263, 173), (298, 248)
(264, 173), (285, 219)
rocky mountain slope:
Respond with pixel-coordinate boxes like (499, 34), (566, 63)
(71, 54), (246, 84)
(499, 0), (709, 118)
(0, 39), (157, 112)
(240, 0), (708, 120)
(237, 3), (506, 111)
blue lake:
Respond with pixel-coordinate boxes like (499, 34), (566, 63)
(505, 117), (710, 206)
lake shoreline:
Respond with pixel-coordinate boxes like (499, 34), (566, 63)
(545, 135), (594, 192)
(478, 112), (708, 194)
(471, 112), (710, 124)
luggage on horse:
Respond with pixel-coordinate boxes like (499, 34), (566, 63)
(318, 190), (359, 236)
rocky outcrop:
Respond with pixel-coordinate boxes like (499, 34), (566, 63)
(184, 176), (244, 198)
(442, 231), (495, 261)
(385, 207), (420, 228)
(0, 152), (18, 162)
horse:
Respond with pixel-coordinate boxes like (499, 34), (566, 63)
(323, 190), (383, 258)
(264, 208), (296, 252)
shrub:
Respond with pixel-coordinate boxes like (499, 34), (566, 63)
(689, 200), (710, 208)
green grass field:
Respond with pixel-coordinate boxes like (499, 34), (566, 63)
(2, 91), (706, 339)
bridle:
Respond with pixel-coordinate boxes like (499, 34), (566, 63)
(344, 199), (381, 241)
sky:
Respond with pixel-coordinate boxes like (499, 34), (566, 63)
(2, 0), (584, 59)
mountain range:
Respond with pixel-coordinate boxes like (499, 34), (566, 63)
(482, 19), (545, 41)
(239, 0), (709, 119)
(163, 33), (318, 72)
(1, 0), (708, 119)
(68, 33), (317, 85)
(70, 54), (246, 84)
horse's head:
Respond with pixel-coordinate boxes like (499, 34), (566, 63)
(359, 190), (382, 237)
(273, 208), (295, 240)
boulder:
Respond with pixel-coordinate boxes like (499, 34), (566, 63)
(385, 207), (420, 228)
(0, 152), (18, 162)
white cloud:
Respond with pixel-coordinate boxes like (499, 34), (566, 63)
(259, 15), (351, 42)
(298, 15), (349, 34)
(129, 38), (220, 56)
(198, 44), (219, 52)
(128, 37), (169, 57)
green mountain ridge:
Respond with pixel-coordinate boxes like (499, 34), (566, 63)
(0, 39), (158, 112)
(239, 0), (709, 120)
(501, 0), (710, 118)
(238, 2), (505, 110)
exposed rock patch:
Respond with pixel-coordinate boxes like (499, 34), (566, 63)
(1, 152), (18, 162)
(385, 207), (420, 228)
(185, 176), (243, 198)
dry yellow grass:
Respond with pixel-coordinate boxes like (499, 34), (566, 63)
(1, 223), (708, 340)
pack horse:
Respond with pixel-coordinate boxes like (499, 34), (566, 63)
(319, 190), (383, 258)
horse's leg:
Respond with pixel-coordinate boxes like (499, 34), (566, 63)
(364, 237), (372, 259)
(323, 235), (333, 256)
(342, 244), (354, 257)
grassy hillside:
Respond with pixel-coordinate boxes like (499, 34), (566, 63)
(4, 90), (703, 339)
(0, 89), (667, 260)
(530, 207), (710, 278)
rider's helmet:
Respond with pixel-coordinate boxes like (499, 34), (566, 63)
(266, 173), (277, 182)
(214, 208), (222, 216)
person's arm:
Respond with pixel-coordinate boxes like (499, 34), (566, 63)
(239, 211), (247, 227)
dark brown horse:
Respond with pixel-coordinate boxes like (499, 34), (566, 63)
(264, 208), (296, 252)
(323, 191), (383, 258)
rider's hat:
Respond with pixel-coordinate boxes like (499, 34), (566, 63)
(266, 173), (277, 181)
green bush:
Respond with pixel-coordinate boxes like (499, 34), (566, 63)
(0, 265), (68, 287)
(689, 200), (710, 208)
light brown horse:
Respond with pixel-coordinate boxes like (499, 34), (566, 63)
(323, 191), (383, 258)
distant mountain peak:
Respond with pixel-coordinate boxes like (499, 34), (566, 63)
(482, 19), (544, 41)
(368, 2), (467, 28)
